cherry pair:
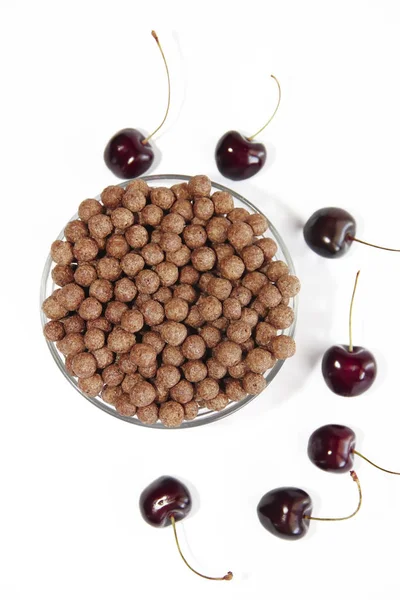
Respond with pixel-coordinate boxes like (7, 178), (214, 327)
(257, 424), (399, 540)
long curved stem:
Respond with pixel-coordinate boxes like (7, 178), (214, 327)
(353, 449), (400, 475)
(247, 75), (281, 141)
(142, 31), (171, 145)
(348, 270), (360, 353)
(304, 471), (362, 522)
(349, 236), (400, 252)
(169, 516), (233, 581)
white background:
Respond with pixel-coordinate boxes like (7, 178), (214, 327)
(1, 1), (400, 599)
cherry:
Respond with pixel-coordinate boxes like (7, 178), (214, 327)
(308, 424), (400, 475)
(322, 271), (377, 396)
(215, 75), (281, 180)
(257, 471), (362, 540)
(304, 207), (400, 258)
(139, 476), (233, 581)
(104, 31), (170, 179)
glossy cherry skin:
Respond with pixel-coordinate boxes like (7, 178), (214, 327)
(322, 345), (377, 397)
(104, 128), (154, 179)
(257, 487), (312, 540)
(303, 207), (356, 258)
(215, 130), (266, 180)
(139, 476), (191, 528)
(308, 424), (356, 473)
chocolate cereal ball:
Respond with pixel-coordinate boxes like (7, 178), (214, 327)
(151, 186), (175, 209)
(101, 385), (122, 405)
(241, 245), (264, 271)
(108, 327), (135, 353)
(51, 240), (74, 265)
(180, 265), (200, 286)
(266, 260), (289, 282)
(137, 403), (159, 424)
(58, 283), (85, 311)
(72, 352), (97, 378)
(101, 185), (124, 209)
(89, 279), (113, 303)
(206, 358), (227, 379)
(256, 237), (278, 260)
(159, 401), (184, 428)
(159, 232), (182, 253)
(198, 296), (222, 322)
(114, 278), (137, 303)
(212, 191), (234, 215)
(240, 308), (259, 328)
(65, 219), (88, 243)
(116, 396), (138, 417)
(227, 221), (253, 250)
(246, 348), (275, 374)
(121, 252), (145, 278)
(135, 270), (160, 294)
(251, 299), (268, 318)
(130, 343), (156, 367)
(126, 178), (150, 197)
(152, 286), (173, 304)
(142, 332), (165, 355)
(205, 393), (229, 411)
(255, 322), (277, 346)
(276, 275), (301, 298)
(242, 372), (266, 395)
(191, 247), (216, 272)
(74, 238), (99, 262)
(269, 335), (296, 359)
(63, 314), (86, 334)
(242, 272), (268, 295)
(182, 360), (208, 383)
(157, 365), (181, 389)
(174, 284), (198, 304)
(207, 277), (232, 301)
(130, 381), (157, 407)
(184, 306), (205, 328)
(154, 262), (179, 288)
(78, 198), (103, 222)
(117, 353), (138, 374)
(241, 337), (255, 353)
(227, 320), (252, 344)
(206, 217), (230, 243)
(188, 175), (211, 197)
(140, 205), (163, 228)
(165, 298), (189, 322)
(97, 257), (122, 281)
(161, 321), (187, 346)
(230, 285), (252, 307)
(106, 235), (129, 259)
(170, 380), (194, 404)
(74, 263), (97, 287)
(213, 243), (235, 263)
(135, 293), (151, 309)
(197, 378), (219, 401)
(57, 332), (86, 356)
(194, 197), (214, 220)
(182, 335), (206, 360)
(211, 316), (229, 331)
(160, 212), (185, 234)
(141, 299), (165, 326)
(171, 198), (194, 221)
(122, 373), (143, 394)
(166, 245), (191, 268)
(184, 401), (199, 420)
(93, 347), (114, 369)
(110, 207), (134, 230)
(78, 374), (103, 397)
(125, 225), (148, 249)
(52, 264), (75, 287)
(214, 341), (242, 367)
(182, 224), (206, 249)
(220, 256), (245, 280)
(246, 213), (269, 235)
(228, 207), (250, 222)
(139, 361), (158, 380)
(223, 298), (242, 320)
(88, 214), (113, 239)
(44, 320), (65, 342)
(162, 345), (185, 367)
(200, 325), (221, 349)
(225, 379), (246, 401)
(123, 189), (147, 213)
(105, 301), (128, 325)
(141, 243), (164, 266)
(228, 361), (248, 379)
(42, 296), (68, 320)
(171, 182), (190, 202)
(267, 305), (295, 329)
(198, 273), (214, 292)
(120, 309), (144, 333)
(102, 364), (124, 387)
(258, 283), (282, 308)
(84, 328), (105, 351)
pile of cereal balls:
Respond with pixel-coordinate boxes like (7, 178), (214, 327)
(42, 175), (300, 427)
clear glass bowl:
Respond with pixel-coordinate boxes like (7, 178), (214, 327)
(40, 174), (298, 428)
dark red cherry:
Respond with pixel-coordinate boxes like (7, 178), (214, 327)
(303, 207), (356, 258)
(322, 344), (377, 397)
(139, 475), (191, 527)
(257, 487), (312, 540)
(308, 424), (356, 473)
(104, 129), (154, 179)
(215, 131), (266, 181)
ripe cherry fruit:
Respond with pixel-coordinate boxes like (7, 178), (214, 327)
(104, 31), (170, 179)
(139, 476), (233, 581)
(215, 75), (281, 181)
(322, 271), (377, 397)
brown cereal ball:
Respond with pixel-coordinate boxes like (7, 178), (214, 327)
(78, 198), (103, 222)
(114, 278), (137, 303)
(105, 235), (129, 259)
(246, 348), (275, 374)
(197, 273), (213, 293)
(197, 378), (219, 401)
(226, 320), (252, 344)
(223, 298), (242, 320)
(71, 352), (97, 378)
(137, 403), (159, 424)
(169, 380), (193, 404)
(181, 224), (206, 249)
(105, 301), (128, 324)
(152, 266), (177, 292)
(179, 265), (200, 286)
(139, 367), (157, 383)
(78, 374), (103, 397)
(174, 284), (198, 304)
(160, 321), (188, 346)
(142, 331), (165, 355)
(102, 364), (124, 387)
(160, 213), (185, 235)
(73, 238), (99, 262)
(120, 252), (145, 278)
(269, 335), (296, 359)
(227, 221), (253, 250)
(220, 256), (245, 280)
(159, 232), (181, 253)
(101, 185), (124, 209)
(240, 308), (259, 328)
(87, 316), (112, 332)
(211, 316), (229, 330)
(92, 348), (114, 371)
(141, 299), (165, 326)
(182, 360), (208, 383)
(51, 240), (74, 266)
(241, 245), (265, 271)
(51, 264), (75, 287)
(171, 182), (191, 202)
(228, 207), (250, 222)
(150, 186), (175, 210)
(139, 205), (162, 228)
(266, 260), (289, 282)
(251, 299), (268, 318)
(52, 288), (64, 302)
(57, 283), (85, 311)
(255, 322), (277, 346)
(84, 328), (105, 351)
(215, 341), (242, 367)
(267, 305), (295, 329)
(130, 343), (157, 367)
(122, 373), (143, 394)
(110, 207), (134, 230)
(117, 353), (138, 375)
(206, 217), (230, 243)
(277, 274), (301, 298)
(44, 320), (65, 342)
(205, 393), (229, 411)
(89, 279), (113, 303)
(63, 314), (86, 334)
(156, 365), (181, 390)
(185, 306), (205, 328)
(228, 361), (248, 379)
(171, 199), (194, 223)
(162, 345), (185, 367)
(166, 245), (191, 267)
(225, 378), (247, 401)
(158, 401), (184, 428)
(121, 309), (144, 333)
(213, 243), (235, 263)
(243, 372), (266, 395)
(212, 191), (234, 215)
(115, 396), (137, 417)
(125, 225), (149, 249)
(193, 198), (214, 223)
(126, 178), (150, 197)
(207, 277), (232, 301)
(101, 385), (122, 405)
(122, 189), (147, 214)
(182, 335), (206, 360)
(200, 325), (221, 349)
(258, 283), (282, 308)
(198, 296), (223, 322)
(256, 237), (278, 260)
(65, 219), (89, 243)
(57, 332), (85, 356)
(130, 381), (157, 407)
(74, 263), (97, 287)
(191, 247), (216, 272)
(246, 213), (269, 235)
(135, 293), (151, 309)
(155, 384), (169, 403)
(241, 337), (255, 353)
(135, 270), (160, 295)
(188, 175), (211, 197)
(108, 327), (136, 353)
(242, 271), (268, 295)
(206, 358), (227, 380)
(192, 217), (208, 226)
(152, 286), (173, 305)
(42, 296), (68, 320)
(97, 257), (121, 281)
(164, 298), (188, 322)
(230, 285), (252, 307)
(184, 400), (199, 420)
(140, 243), (164, 266)
(88, 214), (113, 239)
(93, 236), (106, 250)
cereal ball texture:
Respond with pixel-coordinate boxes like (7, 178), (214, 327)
(111, 207), (134, 230)
(88, 214), (113, 239)
(206, 358), (227, 380)
(212, 191), (234, 215)
(227, 221), (253, 250)
(228, 361), (248, 379)
(228, 207), (250, 222)
(58, 283), (85, 311)
(125, 225), (148, 249)
(188, 175), (211, 197)
(78, 199), (103, 222)
(106, 235), (129, 259)
(223, 297), (242, 320)
(182, 360), (208, 383)
(97, 257), (121, 281)
(220, 256), (245, 280)
(197, 378), (219, 401)
(266, 260), (289, 282)
(42, 296), (68, 320)
(246, 213), (268, 235)
(277, 275), (301, 298)
(108, 327), (135, 353)
(165, 298), (189, 322)
(84, 328), (105, 351)
(137, 403), (159, 424)
(230, 285), (252, 307)
(63, 315), (86, 334)
(182, 335), (206, 360)
(101, 185), (124, 209)
(205, 393), (229, 411)
(65, 220), (88, 243)
(255, 322), (277, 346)
(51, 240), (74, 265)
(93, 347), (114, 369)
(130, 343), (157, 367)
(101, 385), (122, 405)
(123, 189), (147, 213)
(207, 277), (232, 301)
(114, 278), (137, 303)
(161, 322), (187, 346)
(130, 381), (156, 407)
(52, 264), (75, 287)
(78, 374), (103, 397)
(194, 197), (214, 220)
(200, 325), (221, 349)
(157, 365), (181, 389)
(159, 401), (185, 428)
(267, 305), (295, 329)
(227, 320), (252, 344)
(180, 265), (200, 286)
(242, 245), (265, 271)
(170, 380), (194, 404)
(256, 237), (278, 260)
(44, 320), (65, 342)
(74, 238), (99, 262)
(155, 262), (179, 287)
(243, 372), (266, 395)
(74, 263), (97, 287)
(191, 247), (216, 272)
(135, 270), (160, 294)
(258, 283), (282, 308)
(116, 396), (137, 417)
(103, 364), (124, 387)
(246, 348), (275, 374)
(198, 296), (222, 322)
(162, 345), (185, 367)
(225, 379), (246, 401)
(215, 341), (242, 367)
(121, 253), (145, 278)
(151, 187), (175, 210)
(141, 243), (164, 266)
(161, 213), (185, 234)
(72, 352), (97, 378)
(141, 299), (165, 326)
(89, 279), (113, 303)
(118, 353), (138, 374)
(183, 224), (207, 249)
(269, 335), (296, 359)
(242, 272), (268, 295)
(121, 309), (144, 333)
(206, 217), (230, 244)
(184, 400), (198, 420)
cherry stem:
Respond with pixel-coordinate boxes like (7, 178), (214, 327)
(353, 449), (400, 475)
(304, 471), (362, 522)
(349, 236), (400, 253)
(348, 270), (360, 353)
(169, 516), (233, 581)
(247, 75), (281, 141)
(142, 31), (171, 145)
